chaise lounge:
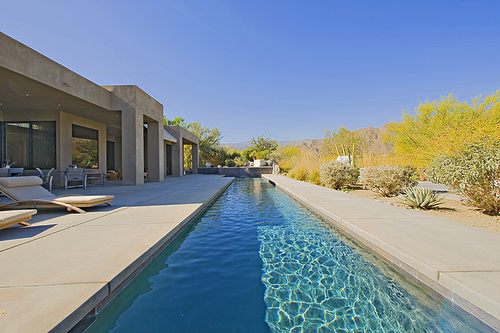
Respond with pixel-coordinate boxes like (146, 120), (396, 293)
(0, 209), (37, 230)
(0, 176), (114, 214)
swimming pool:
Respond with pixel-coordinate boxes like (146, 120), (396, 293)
(83, 178), (491, 332)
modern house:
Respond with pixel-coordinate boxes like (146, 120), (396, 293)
(0, 32), (199, 185)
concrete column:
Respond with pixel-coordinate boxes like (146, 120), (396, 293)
(146, 120), (163, 182)
(192, 144), (199, 174)
(58, 112), (73, 170)
(171, 138), (184, 177)
(121, 108), (143, 185)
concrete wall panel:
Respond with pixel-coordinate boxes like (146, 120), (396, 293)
(59, 112), (107, 172)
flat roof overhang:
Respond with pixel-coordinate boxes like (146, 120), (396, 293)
(165, 125), (199, 146)
(163, 128), (177, 143)
(0, 66), (121, 128)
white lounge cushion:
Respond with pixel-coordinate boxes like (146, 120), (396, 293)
(53, 195), (114, 205)
(0, 176), (113, 212)
(0, 176), (43, 188)
(0, 209), (37, 230)
(0, 181), (56, 201)
(0, 209), (37, 223)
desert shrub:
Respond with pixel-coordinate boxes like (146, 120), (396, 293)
(403, 165), (418, 181)
(307, 170), (321, 185)
(267, 151), (284, 163)
(320, 161), (359, 190)
(399, 187), (445, 209)
(234, 157), (246, 167)
(278, 160), (294, 174)
(254, 149), (273, 160)
(360, 165), (415, 197)
(224, 158), (235, 167)
(428, 139), (500, 214)
(241, 147), (256, 161)
(268, 146), (300, 174)
(290, 167), (307, 181)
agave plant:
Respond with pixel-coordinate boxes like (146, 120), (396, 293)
(399, 187), (445, 209)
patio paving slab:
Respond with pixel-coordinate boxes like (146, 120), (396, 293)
(0, 174), (233, 333)
(439, 272), (500, 323)
(0, 283), (107, 333)
(263, 174), (500, 331)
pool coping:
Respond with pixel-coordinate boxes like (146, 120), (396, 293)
(262, 174), (500, 332)
(0, 175), (234, 333)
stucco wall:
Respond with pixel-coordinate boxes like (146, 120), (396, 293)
(103, 85), (164, 185)
(59, 112), (107, 172)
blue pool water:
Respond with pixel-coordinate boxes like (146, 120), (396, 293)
(84, 178), (491, 332)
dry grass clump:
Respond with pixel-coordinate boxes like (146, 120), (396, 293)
(288, 149), (332, 185)
(359, 153), (409, 168)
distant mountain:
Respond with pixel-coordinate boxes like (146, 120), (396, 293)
(280, 139), (323, 150)
(222, 124), (393, 154)
(222, 141), (252, 151)
(222, 139), (321, 151)
(356, 123), (393, 154)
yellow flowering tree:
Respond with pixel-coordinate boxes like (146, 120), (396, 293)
(385, 90), (500, 168)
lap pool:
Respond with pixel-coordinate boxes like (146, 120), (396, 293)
(83, 178), (491, 332)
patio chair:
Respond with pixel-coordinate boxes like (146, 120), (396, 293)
(36, 167), (55, 192)
(0, 176), (114, 214)
(0, 209), (37, 231)
(0, 169), (11, 177)
(65, 167), (87, 190)
(87, 169), (106, 187)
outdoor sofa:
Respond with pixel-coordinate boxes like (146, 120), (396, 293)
(0, 176), (113, 213)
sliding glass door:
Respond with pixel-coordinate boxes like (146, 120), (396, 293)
(1, 121), (56, 169)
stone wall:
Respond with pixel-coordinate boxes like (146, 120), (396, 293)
(198, 167), (273, 177)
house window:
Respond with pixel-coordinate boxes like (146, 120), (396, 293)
(106, 141), (115, 171)
(165, 143), (172, 176)
(72, 124), (98, 169)
(1, 121), (56, 169)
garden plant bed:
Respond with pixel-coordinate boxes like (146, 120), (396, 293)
(348, 186), (500, 234)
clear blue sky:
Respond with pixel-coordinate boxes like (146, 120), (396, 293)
(2, 0), (499, 143)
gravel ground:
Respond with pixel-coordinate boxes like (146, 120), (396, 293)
(348, 187), (500, 234)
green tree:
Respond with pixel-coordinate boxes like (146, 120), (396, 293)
(203, 146), (228, 166)
(321, 126), (365, 166)
(188, 121), (225, 166)
(163, 116), (188, 127)
(250, 135), (278, 152)
(243, 135), (278, 161)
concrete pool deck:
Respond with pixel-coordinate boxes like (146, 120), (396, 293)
(263, 174), (500, 331)
(0, 174), (234, 333)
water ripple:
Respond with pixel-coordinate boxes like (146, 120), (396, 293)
(259, 218), (465, 332)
